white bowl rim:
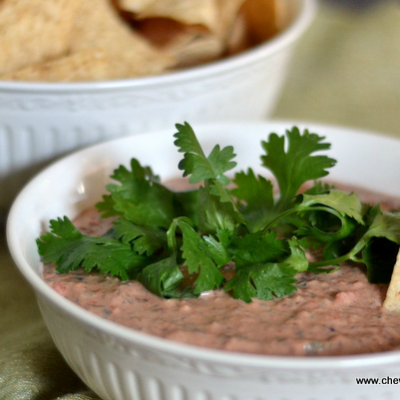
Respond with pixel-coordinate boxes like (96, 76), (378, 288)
(7, 119), (400, 371)
(0, 0), (316, 93)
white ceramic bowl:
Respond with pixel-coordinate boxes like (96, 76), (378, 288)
(6, 121), (400, 400)
(0, 0), (316, 212)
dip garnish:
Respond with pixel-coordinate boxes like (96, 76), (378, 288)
(36, 123), (400, 302)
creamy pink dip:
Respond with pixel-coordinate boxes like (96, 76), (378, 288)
(43, 182), (400, 357)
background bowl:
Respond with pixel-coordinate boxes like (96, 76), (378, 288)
(0, 0), (315, 213)
(6, 120), (400, 400)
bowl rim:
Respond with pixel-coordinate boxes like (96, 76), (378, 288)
(0, 0), (316, 93)
(6, 119), (400, 371)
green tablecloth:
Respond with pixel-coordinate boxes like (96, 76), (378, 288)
(1, 2), (400, 399)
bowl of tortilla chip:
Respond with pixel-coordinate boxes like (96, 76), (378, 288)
(6, 121), (400, 400)
(0, 0), (316, 213)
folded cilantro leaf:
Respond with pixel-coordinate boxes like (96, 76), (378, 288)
(231, 168), (275, 232)
(284, 238), (309, 273)
(178, 219), (225, 294)
(202, 234), (231, 267)
(359, 210), (400, 246)
(295, 191), (363, 244)
(37, 217), (148, 280)
(298, 190), (364, 224)
(112, 218), (167, 256)
(173, 189), (200, 227)
(309, 208), (400, 276)
(261, 127), (336, 209)
(96, 158), (175, 229)
(184, 190), (229, 237)
(138, 255), (184, 298)
(228, 231), (288, 267)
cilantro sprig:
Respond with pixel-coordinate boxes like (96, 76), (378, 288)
(36, 123), (400, 302)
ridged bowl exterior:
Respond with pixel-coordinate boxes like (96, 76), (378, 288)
(38, 289), (400, 400)
(0, 0), (315, 212)
(39, 300), (400, 400)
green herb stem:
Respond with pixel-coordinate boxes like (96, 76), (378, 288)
(308, 253), (353, 269)
(261, 205), (341, 233)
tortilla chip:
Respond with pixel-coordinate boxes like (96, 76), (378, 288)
(130, 0), (247, 68)
(0, 49), (117, 82)
(383, 249), (400, 313)
(275, 0), (299, 30)
(70, 0), (175, 78)
(117, 0), (218, 31)
(0, 0), (279, 81)
(132, 17), (222, 68)
(241, 0), (278, 44)
(170, 0), (247, 66)
(167, 32), (225, 68)
(216, 0), (247, 38)
(0, 0), (80, 75)
(133, 18), (206, 48)
(226, 12), (252, 56)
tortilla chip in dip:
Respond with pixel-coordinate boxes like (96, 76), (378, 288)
(0, 0), (80, 75)
(383, 249), (400, 312)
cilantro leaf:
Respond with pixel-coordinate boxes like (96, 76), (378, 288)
(299, 190), (364, 224)
(202, 182), (245, 232)
(202, 234), (231, 266)
(138, 255), (184, 298)
(295, 209), (359, 244)
(96, 194), (119, 218)
(174, 122), (244, 233)
(174, 122), (236, 185)
(231, 168), (275, 232)
(36, 217), (148, 280)
(177, 219), (225, 294)
(359, 211), (400, 245)
(228, 231), (288, 267)
(224, 238), (307, 302)
(97, 158), (175, 229)
(225, 263), (297, 303)
(173, 189), (200, 227)
(284, 238), (309, 273)
(112, 218), (167, 256)
(261, 127), (336, 209)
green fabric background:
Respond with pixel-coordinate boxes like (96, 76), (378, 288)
(1, 2), (400, 399)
